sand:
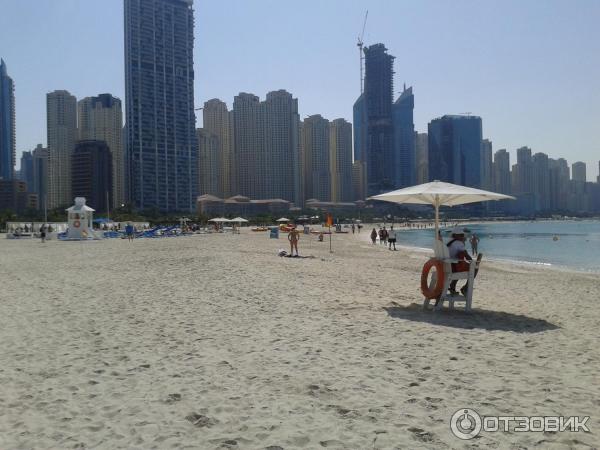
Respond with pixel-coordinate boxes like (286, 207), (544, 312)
(0, 230), (598, 449)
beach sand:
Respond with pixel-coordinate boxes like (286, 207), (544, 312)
(0, 230), (598, 449)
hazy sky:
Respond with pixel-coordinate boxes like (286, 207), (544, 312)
(1, 0), (599, 180)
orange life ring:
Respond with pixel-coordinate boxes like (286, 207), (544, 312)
(420, 258), (445, 299)
(73, 220), (81, 228)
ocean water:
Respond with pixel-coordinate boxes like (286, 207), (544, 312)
(394, 220), (600, 272)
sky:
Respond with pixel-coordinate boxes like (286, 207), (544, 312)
(1, 0), (599, 180)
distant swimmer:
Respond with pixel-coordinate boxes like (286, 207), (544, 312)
(553, 235), (559, 241)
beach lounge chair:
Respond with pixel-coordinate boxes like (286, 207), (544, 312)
(423, 239), (482, 312)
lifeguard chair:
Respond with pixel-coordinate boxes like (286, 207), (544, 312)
(66, 197), (95, 240)
(422, 237), (482, 312)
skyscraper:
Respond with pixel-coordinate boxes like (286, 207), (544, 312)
(124, 0), (197, 212)
(492, 149), (511, 195)
(232, 93), (263, 199)
(329, 118), (353, 202)
(232, 90), (300, 204)
(481, 139), (493, 191)
(362, 43), (395, 195)
(352, 94), (365, 162)
(47, 90), (77, 208)
(393, 85), (415, 188)
(78, 94), (124, 207)
(415, 132), (428, 184)
(20, 151), (34, 191)
(71, 140), (113, 212)
(572, 161), (586, 182)
(197, 128), (220, 197)
(549, 158), (569, 210)
(0, 59), (15, 180)
(532, 152), (550, 211)
(428, 115), (483, 187)
(263, 90), (300, 204)
(301, 114), (330, 202)
(203, 99), (233, 198)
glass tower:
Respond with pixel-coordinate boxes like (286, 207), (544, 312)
(124, 0), (197, 212)
(0, 59), (15, 180)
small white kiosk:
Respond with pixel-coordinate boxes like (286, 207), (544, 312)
(65, 197), (95, 240)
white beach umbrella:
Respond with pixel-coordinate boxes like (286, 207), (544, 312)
(208, 217), (230, 223)
(276, 217), (290, 222)
(231, 217), (248, 223)
(369, 181), (515, 236)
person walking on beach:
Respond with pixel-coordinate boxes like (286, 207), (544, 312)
(125, 222), (135, 242)
(470, 233), (480, 255)
(388, 226), (397, 250)
(351, 223), (355, 234)
(370, 228), (377, 244)
(288, 227), (300, 256)
(382, 227), (388, 246)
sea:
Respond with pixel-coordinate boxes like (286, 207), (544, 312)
(393, 220), (600, 273)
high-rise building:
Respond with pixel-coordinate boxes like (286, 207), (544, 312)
(71, 140), (113, 213)
(232, 90), (300, 204)
(352, 160), (367, 201)
(20, 151), (34, 191)
(47, 90), (77, 208)
(352, 94), (365, 162)
(362, 43), (395, 195)
(549, 158), (569, 210)
(481, 139), (493, 191)
(203, 99), (233, 198)
(0, 179), (37, 212)
(78, 94), (124, 207)
(512, 146), (534, 195)
(263, 90), (300, 204)
(428, 115), (483, 187)
(492, 149), (511, 194)
(572, 161), (586, 182)
(31, 144), (48, 211)
(197, 128), (220, 197)
(532, 152), (550, 211)
(232, 93), (263, 199)
(0, 59), (16, 180)
(124, 0), (197, 212)
(415, 132), (428, 184)
(301, 115), (330, 202)
(329, 118), (353, 202)
(393, 85), (415, 188)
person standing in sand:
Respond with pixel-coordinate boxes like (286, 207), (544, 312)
(388, 226), (397, 250)
(288, 227), (300, 256)
(470, 233), (480, 255)
(371, 228), (377, 244)
(40, 224), (47, 243)
(125, 223), (135, 242)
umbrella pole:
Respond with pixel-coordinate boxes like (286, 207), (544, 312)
(434, 196), (440, 240)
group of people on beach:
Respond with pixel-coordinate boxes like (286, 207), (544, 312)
(370, 226), (398, 250)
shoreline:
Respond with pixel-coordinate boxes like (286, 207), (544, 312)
(355, 224), (600, 275)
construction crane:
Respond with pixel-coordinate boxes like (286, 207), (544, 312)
(357, 10), (368, 94)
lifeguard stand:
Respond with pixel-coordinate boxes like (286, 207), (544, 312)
(66, 197), (95, 240)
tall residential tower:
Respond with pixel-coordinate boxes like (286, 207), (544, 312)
(47, 90), (77, 208)
(78, 94), (124, 207)
(0, 59), (15, 180)
(124, 0), (197, 211)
